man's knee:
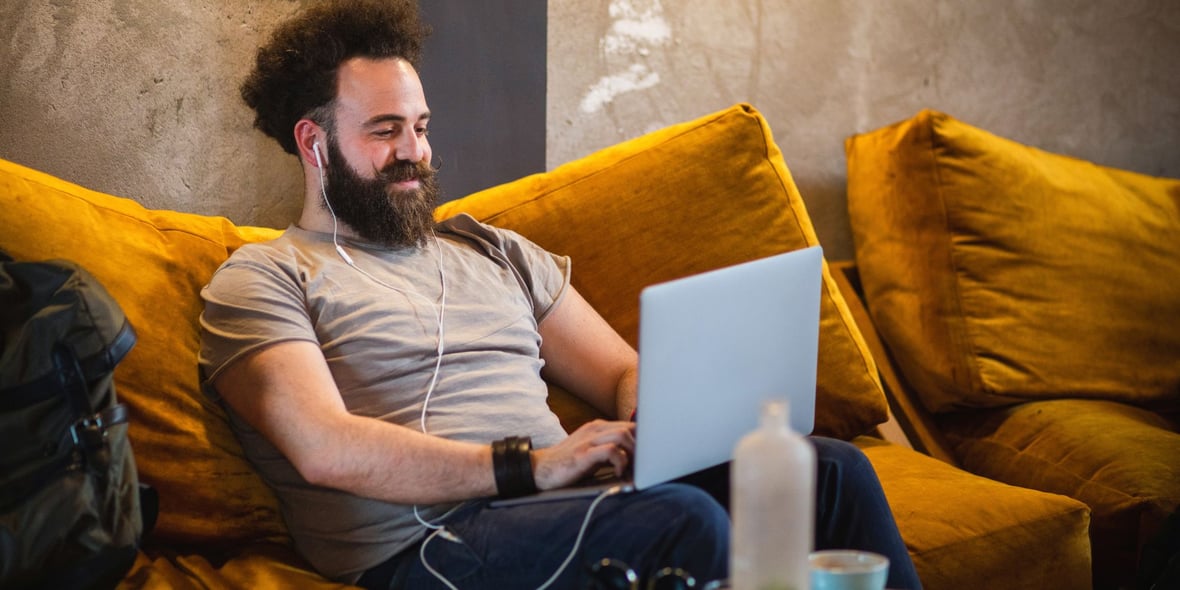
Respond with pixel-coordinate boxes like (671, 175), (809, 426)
(812, 436), (873, 476)
(624, 484), (730, 579)
(648, 483), (730, 536)
(811, 436), (891, 512)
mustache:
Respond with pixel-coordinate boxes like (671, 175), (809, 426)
(375, 159), (437, 184)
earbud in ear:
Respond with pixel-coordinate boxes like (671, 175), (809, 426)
(313, 141), (324, 168)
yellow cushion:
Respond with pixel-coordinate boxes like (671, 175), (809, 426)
(0, 103), (884, 565)
(120, 544), (353, 589)
(940, 399), (1180, 587)
(438, 104), (888, 440)
(846, 109), (1180, 412)
(856, 436), (1093, 590)
(0, 159), (286, 549)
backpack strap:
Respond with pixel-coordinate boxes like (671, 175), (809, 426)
(79, 320), (137, 379)
(54, 342), (94, 418)
(52, 342), (130, 454)
(70, 404), (130, 450)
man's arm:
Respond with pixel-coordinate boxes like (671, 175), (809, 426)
(538, 286), (639, 421)
(215, 339), (634, 501)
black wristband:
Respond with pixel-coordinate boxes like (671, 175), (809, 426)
(492, 436), (537, 498)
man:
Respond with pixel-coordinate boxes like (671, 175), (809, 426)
(199, 1), (921, 588)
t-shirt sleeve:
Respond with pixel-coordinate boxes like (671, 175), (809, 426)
(441, 214), (571, 322)
(198, 253), (319, 398)
(494, 228), (571, 323)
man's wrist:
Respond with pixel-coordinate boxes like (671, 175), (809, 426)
(491, 436), (538, 498)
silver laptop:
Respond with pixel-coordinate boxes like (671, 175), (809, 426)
(490, 245), (823, 507)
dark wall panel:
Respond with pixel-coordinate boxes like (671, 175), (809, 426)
(419, 1), (547, 202)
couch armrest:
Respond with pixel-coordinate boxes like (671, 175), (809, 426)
(829, 261), (959, 467)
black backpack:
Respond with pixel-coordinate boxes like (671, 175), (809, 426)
(0, 252), (154, 589)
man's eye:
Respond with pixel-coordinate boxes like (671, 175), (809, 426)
(416, 127), (429, 137)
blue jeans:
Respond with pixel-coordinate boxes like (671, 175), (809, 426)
(359, 437), (921, 589)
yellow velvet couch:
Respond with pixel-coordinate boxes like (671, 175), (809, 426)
(843, 109), (1180, 590)
(1, 104), (1093, 589)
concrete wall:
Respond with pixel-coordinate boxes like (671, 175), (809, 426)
(1, 1), (308, 227)
(3, 0), (1178, 261)
(548, 0), (1180, 259)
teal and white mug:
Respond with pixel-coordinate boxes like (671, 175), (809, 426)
(809, 550), (889, 590)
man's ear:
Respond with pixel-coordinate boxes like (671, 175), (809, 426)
(294, 119), (325, 168)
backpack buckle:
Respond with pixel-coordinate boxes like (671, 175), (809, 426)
(69, 405), (130, 449)
(70, 415), (109, 448)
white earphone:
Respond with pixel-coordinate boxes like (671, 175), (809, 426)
(311, 139), (357, 266)
(307, 134), (612, 589)
(311, 134), (446, 417)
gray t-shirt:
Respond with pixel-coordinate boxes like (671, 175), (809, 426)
(199, 213), (571, 582)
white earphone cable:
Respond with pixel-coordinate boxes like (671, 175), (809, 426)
(317, 145), (619, 590)
(534, 486), (625, 590)
(416, 486), (625, 590)
(420, 528), (461, 590)
(317, 144), (452, 535)
(316, 145), (447, 410)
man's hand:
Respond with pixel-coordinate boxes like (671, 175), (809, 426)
(531, 419), (636, 491)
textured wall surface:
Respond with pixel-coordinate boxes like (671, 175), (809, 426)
(549, 0), (1180, 258)
(2, 0), (1178, 260)
(0, 0), (308, 228)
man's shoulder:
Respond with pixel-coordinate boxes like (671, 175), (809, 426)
(224, 226), (326, 265)
(437, 213), (535, 253)
(437, 212), (496, 239)
(210, 227), (320, 288)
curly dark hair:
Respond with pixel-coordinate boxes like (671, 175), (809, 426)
(241, 0), (430, 155)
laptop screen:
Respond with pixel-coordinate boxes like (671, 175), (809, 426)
(633, 246), (823, 489)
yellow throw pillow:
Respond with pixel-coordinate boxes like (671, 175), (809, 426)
(846, 109), (1180, 412)
(855, 436), (1093, 589)
(0, 158), (286, 549)
(940, 399), (1180, 583)
(439, 104), (888, 440)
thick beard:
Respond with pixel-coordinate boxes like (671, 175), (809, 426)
(322, 139), (440, 249)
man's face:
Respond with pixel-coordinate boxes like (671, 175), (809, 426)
(320, 57), (439, 248)
(321, 135), (438, 248)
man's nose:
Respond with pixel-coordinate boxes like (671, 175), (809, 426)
(395, 132), (427, 163)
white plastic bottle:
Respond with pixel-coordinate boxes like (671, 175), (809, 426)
(731, 400), (816, 590)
